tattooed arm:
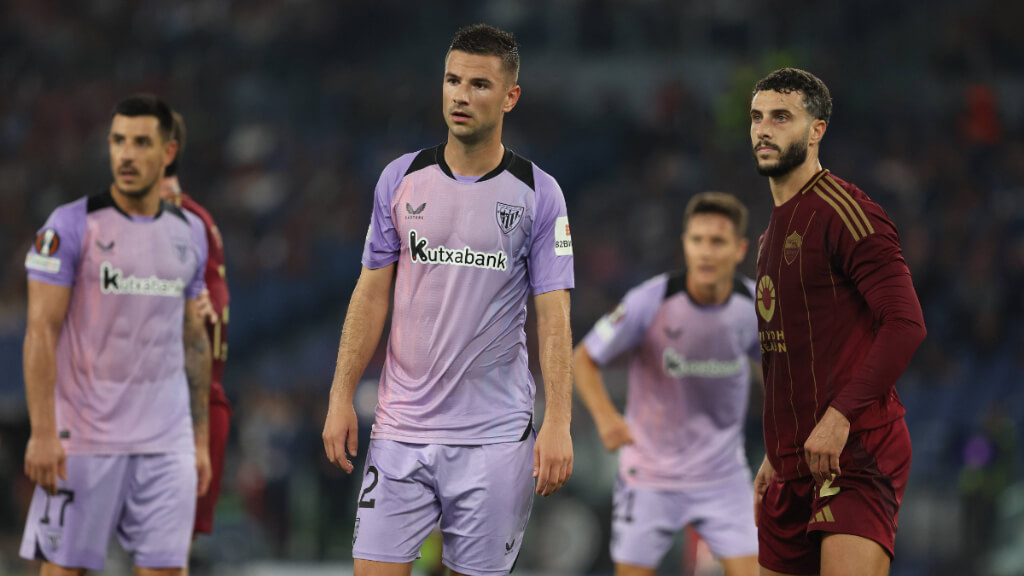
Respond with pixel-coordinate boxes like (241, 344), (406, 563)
(184, 297), (212, 496)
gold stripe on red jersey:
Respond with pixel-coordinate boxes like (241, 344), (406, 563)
(800, 169), (831, 195)
(822, 176), (875, 235)
(812, 185), (863, 242)
(817, 180), (869, 239)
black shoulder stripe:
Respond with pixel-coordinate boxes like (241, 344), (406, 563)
(405, 145), (442, 176)
(665, 271), (687, 300)
(87, 190), (127, 216)
(733, 276), (754, 300)
(505, 151), (535, 190)
(162, 201), (189, 224)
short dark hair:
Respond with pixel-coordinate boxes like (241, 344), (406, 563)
(165, 111), (186, 177)
(684, 192), (749, 238)
(110, 94), (174, 141)
(448, 24), (519, 83)
(753, 68), (833, 124)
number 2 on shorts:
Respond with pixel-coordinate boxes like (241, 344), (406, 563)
(40, 490), (75, 527)
(819, 476), (841, 498)
(358, 466), (379, 509)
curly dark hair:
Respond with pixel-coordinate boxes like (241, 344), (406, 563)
(448, 24), (519, 83)
(753, 68), (833, 124)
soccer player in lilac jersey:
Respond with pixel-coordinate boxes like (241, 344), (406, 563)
(322, 24), (574, 576)
(575, 192), (760, 576)
(20, 95), (211, 576)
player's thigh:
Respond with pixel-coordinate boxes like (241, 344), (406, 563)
(40, 564), (87, 576)
(134, 567), (185, 576)
(756, 477), (819, 575)
(760, 568), (813, 576)
(613, 562), (658, 576)
(819, 533), (889, 576)
(719, 554), (759, 576)
(352, 440), (441, 564)
(119, 453), (197, 570)
(21, 454), (130, 572)
(808, 421), (911, 564)
(354, 558), (414, 576)
(435, 434), (536, 576)
(689, 471), (759, 562)
(609, 481), (683, 569)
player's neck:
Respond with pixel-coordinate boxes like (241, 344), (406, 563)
(686, 273), (733, 306)
(109, 184), (162, 217)
(768, 158), (823, 207)
(445, 132), (505, 177)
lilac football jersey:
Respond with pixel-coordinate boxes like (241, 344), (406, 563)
(362, 145), (574, 444)
(583, 272), (759, 490)
(25, 191), (207, 454)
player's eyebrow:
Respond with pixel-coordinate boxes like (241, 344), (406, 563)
(445, 72), (494, 86)
(751, 107), (795, 117)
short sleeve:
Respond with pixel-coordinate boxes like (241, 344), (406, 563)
(582, 275), (665, 366)
(528, 169), (574, 295)
(25, 198), (86, 287)
(184, 211), (208, 299)
(362, 155), (414, 269)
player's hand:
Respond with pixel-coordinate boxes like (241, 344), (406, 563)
(196, 443), (212, 497)
(196, 289), (218, 324)
(323, 402), (359, 474)
(595, 411), (634, 452)
(533, 421), (573, 497)
(803, 406), (850, 485)
(25, 433), (66, 495)
(753, 455), (775, 527)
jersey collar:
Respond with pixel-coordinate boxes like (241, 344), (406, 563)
(434, 143), (514, 183)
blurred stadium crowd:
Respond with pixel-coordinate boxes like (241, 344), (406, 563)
(0, 1), (1022, 575)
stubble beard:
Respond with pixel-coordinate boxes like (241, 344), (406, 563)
(114, 172), (161, 199)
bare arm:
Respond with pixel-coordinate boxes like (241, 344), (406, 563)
(323, 264), (395, 473)
(533, 289), (574, 496)
(23, 280), (70, 494)
(573, 344), (634, 452)
(184, 297), (212, 495)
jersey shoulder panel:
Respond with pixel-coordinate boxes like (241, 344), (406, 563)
(403, 145), (442, 177)
(806, 172), (883, 244)
(507, 151), (536, 191)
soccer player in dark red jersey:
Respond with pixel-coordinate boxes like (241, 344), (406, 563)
(748, 68), (926, 576)
(161, 111), (232, 538)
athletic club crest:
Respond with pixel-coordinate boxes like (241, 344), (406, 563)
(784, 231), (802, 265)
(495, 202), (525, 234)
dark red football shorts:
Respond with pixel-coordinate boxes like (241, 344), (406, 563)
(758, 418), (911, 574)
(194, 398), (232, 535)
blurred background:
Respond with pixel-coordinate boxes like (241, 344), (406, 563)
(1, 0), (1022, 575)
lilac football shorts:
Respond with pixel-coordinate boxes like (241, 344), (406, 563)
(20, 453), (197, 571)
(352, 433), (535, 576)
(610, 469), (758, 567)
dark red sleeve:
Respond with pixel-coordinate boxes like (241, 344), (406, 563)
(828, 198), (926, 422)
(180, 195), (230, 385)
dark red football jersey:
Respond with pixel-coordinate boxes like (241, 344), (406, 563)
(178, 192), (230, 407)
(755, 170), (925, 481)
